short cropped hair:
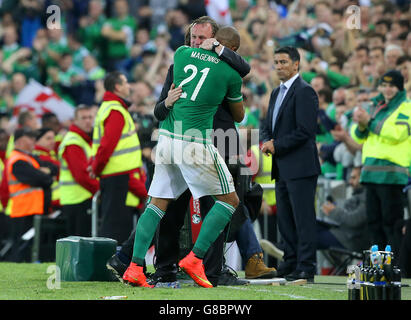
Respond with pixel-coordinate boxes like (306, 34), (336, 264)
(104, 71), (124, 92)
(274, 46), (301, 63)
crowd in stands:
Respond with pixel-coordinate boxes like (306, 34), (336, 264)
(0, 0), (410, 274)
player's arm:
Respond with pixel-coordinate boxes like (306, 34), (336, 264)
(201, 39), (250, 78)
(227, 74), (244, 123)
(228, 100), (245, 123)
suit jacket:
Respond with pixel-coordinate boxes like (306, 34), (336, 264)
(260, 75), (321, 180)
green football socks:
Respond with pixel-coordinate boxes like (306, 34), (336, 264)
(192, 200), (235, 259)
(131, 203), (165, 266)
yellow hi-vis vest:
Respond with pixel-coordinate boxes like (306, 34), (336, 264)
(250, 145), (276, 206)
(58, 131), (95, 205)
(92, 100), (142, 175)
(350, 99), (411, 185)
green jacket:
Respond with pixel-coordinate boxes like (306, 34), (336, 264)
(351, 91), (411, 185)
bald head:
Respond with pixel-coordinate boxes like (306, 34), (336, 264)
(215, 26), (240, 52)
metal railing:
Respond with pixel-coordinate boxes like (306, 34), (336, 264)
(91, 190), (100, 238)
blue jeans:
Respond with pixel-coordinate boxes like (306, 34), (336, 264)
(235, 217), (262, 262)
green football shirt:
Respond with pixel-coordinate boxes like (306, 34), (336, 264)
(160, 46), (243, 144)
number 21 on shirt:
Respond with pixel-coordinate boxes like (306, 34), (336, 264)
(178, 64), (210, 102)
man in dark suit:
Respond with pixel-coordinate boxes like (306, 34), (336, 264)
(260, 46), (321, 283)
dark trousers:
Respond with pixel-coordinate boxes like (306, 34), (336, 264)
(276, 175), (318, 274)
(365, 183), (405, 254)
(257, 213), (278, 268)
(62, 198), (92, 237)
(8, 215), (34, 262)
(316, 224), (345, 250)
(99, 174), (134, 244)
(399, 218), (411, 277)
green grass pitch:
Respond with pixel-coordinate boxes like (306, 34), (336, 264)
(0, 262), (410, 300)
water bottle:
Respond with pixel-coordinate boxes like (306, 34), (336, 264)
(370, 245), (382, 268)
(347, 265), (360, 300)
(384, 245), (392, 265)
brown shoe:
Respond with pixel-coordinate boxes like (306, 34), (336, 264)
(245, 253), (277, 279)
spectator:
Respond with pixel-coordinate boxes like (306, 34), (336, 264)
(1, 25), (20, 62)
(165, 8), (189, 51)
(101, 0), (137, 72)
(33, 127), (60, 210)
(384, 44), (404, 71)
(83, 54), (106, 81)
(0, 73), (27, 115)
(18, 0), (45, 48)
(354, 45), (369, 67)
(396, 55), (411, 99)
(75, 54), (107, 105)
(31, 28), (49, 83)
(318, 166), (368, 253)
(44, 28), (67, 68)
(368, 46), (386, 86)
(123, 27), (157, 76)
(47, 53), (83, 105)
(67, 32), (90, 72)
(367, 32), (385, 50)
(375, 19), (391, 38)
(6, 110), (40, 158)
(78, 0), (107, 64)
(310, 73), (331, 94)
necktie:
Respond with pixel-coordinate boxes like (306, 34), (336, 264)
(272, 84), (287, 132)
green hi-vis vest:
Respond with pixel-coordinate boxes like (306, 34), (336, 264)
(58, 131), (95, 205)
(92, 100), (142, 176)
(251, 145), (276, 206)
(350, 97), (411, 185)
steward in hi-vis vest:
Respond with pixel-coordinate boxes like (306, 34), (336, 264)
(59, 105), (99, 236)
(90, 72), (146, 243)
(6, 128), (57, 262)
(351, 70), (410, 252)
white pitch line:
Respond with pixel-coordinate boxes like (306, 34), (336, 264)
(226, 286), (319, 300)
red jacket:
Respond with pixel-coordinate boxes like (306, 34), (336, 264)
(62, 124), (100, 195)
(91, 92), (147, 207)
(34, 145), (60, 170)
(91, 91), (132, 178)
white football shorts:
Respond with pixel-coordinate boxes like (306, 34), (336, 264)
(148, 134), (235, 200)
